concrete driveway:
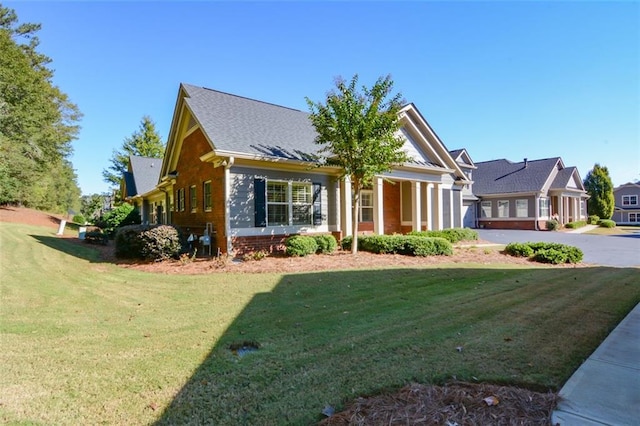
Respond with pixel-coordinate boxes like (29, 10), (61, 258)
(476, 229), (640, 267)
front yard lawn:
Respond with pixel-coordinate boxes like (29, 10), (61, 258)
(1, 222), (639, 424)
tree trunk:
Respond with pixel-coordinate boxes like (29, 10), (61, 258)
(351, 182), (360, 255)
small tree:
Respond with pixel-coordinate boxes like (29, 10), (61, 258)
(306, 75), (408, 254)
(583, 163), (614, 219)
(102, 116), (165, 200)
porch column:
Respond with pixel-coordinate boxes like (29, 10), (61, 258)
(434, 184), (443, 230)
(449, 187), (455, 229)
(411, 181), (421, 231)
(425, 183), (433, 230)
(340, 177), (353, 237)
(558, 196), (564, 224)
(373, 177), (384, 235)
(573, 197), (579, 221)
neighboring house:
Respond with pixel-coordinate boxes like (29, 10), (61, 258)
(449, 149), (478, 228)
(473, 157), (589, 230)
(139, 83), (471, 255)
(121, 155), (162, 224)
(612, 182), (640, 225)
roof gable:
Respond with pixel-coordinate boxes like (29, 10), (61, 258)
(550, 166), (585, 191)
(449, 148), (476, 169)
(128, 155), (161, 196)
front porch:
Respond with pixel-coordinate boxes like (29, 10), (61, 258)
(550, 193), (586, 225)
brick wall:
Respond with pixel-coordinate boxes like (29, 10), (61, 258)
(383, 180), (401, 234)
(171, 128), (226, 252)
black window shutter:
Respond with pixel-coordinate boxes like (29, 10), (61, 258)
(313, 182), (322, 226)
(254, 178), (267, 227)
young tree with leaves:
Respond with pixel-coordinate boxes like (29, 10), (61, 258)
(0, 5), (82, 211)
(306, 74), (408, 254)
(583, 163), (615, 219)
(102, 115), (165, 199)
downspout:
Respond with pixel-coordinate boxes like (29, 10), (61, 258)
(224, 156), (235, 255)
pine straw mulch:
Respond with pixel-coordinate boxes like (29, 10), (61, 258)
(320, 382), (559, 426)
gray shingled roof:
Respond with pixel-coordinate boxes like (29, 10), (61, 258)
(550, 166), (578, 190)
(473, 158), (561, 195)
(182, 84), (320, 161)
(129, 155), (162, 196)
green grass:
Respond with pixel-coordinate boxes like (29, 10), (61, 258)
(1, 222), (639, 425)
(585, 225), (640, 235)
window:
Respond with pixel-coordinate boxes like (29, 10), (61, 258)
(360, 190), (374, 222)
(267, 181), (289, 225)
(580, 200), (586, 217)
(291, 183), (312, 225)
(630, 213), (639, 222)
(539, 198), (549, 218)
(498, 200), (509, 218)
(190, 185), (197, 212)
(481, 201), (492, 218)
(203, 181), (212, 211)
(176, 188), (185, 212)
(622, 195), (638, 206)
(516, 199), (528, 218)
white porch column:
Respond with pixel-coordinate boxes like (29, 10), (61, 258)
(373, 177), (384, 235)
(425, 183), (433, 230)
(434, 184), (443, 230)
(224, 157), (235, 254)
(340, 177), (353, 237)
(411, 181), (421, 231)
(449, 187), (455, 229)
(558, 196), (564, 224)
(573, 197), (579, 221)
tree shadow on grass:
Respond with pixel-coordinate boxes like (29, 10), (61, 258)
(29, 234), (107, 263)
(153, 266), (640, 425)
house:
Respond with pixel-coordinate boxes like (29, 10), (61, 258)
(121, 155), (163, 224)
(449, 149), (478, 228)
(473, 157), (589, 230)
(139, 83), (472, 255)
(612, 182), (640, 225)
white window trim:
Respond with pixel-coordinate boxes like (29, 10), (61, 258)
(481, 201), (492, 218)
(497, 200), (509, 218)
(203, 181), (212, 212)
(359, 189), (374, 222)
(630, 212), (639, 222)
(516, 199), (528, 218)
(622, 195), (638, 206)
(539, 198), (550, 218)
(190, 185), (197, 213)
(266, 180), (313, 227)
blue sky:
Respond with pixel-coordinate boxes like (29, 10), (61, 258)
(8, 1), (639, 195)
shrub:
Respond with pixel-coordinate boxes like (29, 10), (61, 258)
(598, 219), (616, 228)
(408, 228), (478, 243)
(72, 214), (86, 224)
(115, 224), (181, 260)
(564, 221), (587, 229)
(340, 236), (353, 251)
(84, 230), (108, 245)
(360, 235), (406, 254)
(313, 234), (338, 254)
(403, 236), (453, 256)
(546, 219), (560, 231)
(504, 242), (534, 257)
(533, 248), (568, 264)
(505, 241), (583, 264)
(588, 215), (600, 225)
(96, 204), (141, 237)
(285, 235), (318, 257)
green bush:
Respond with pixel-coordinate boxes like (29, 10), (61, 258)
(408, 228), (478, 243)
(588, 215), (600, 225)
(340, 235), (353, 251)
(313, 235), (338, 254)
(546, 219), (560, 231)
(504, 242), (534, 257)
(96, 204), (141, 237)
(403, 236), (453, 256)
(360, 235), (406, 254)
(84, 230), (108, 245)
(285, 235), (318, 257)
(505, 241), (583, 264)
(598, 219), (616, 228)
(564, 221), (587, 229)
(72, 214), (86, 224)
(115, 224), (181, 260)
(533, 248), (568, 264)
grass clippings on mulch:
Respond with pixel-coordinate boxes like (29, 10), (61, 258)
(321, 382), (558, 426)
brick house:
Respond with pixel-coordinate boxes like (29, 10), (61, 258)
(139, 83), (471, 255)
(473, 157), (589, 230)
(612, 182), (640, 225)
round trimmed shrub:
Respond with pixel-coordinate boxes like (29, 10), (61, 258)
(533, 248), (568, 264)
(285, 235), (318, 257)
(598, 219), (616, 228)
(404, 236), (452, 256)
(564, 221), (586, 229)
(546, 219), (560, 231)
(588, 215), (600, 225)
(313, 234), (338, 254)
(505, 242), (534, 258)
(115, 224), (181, 260)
